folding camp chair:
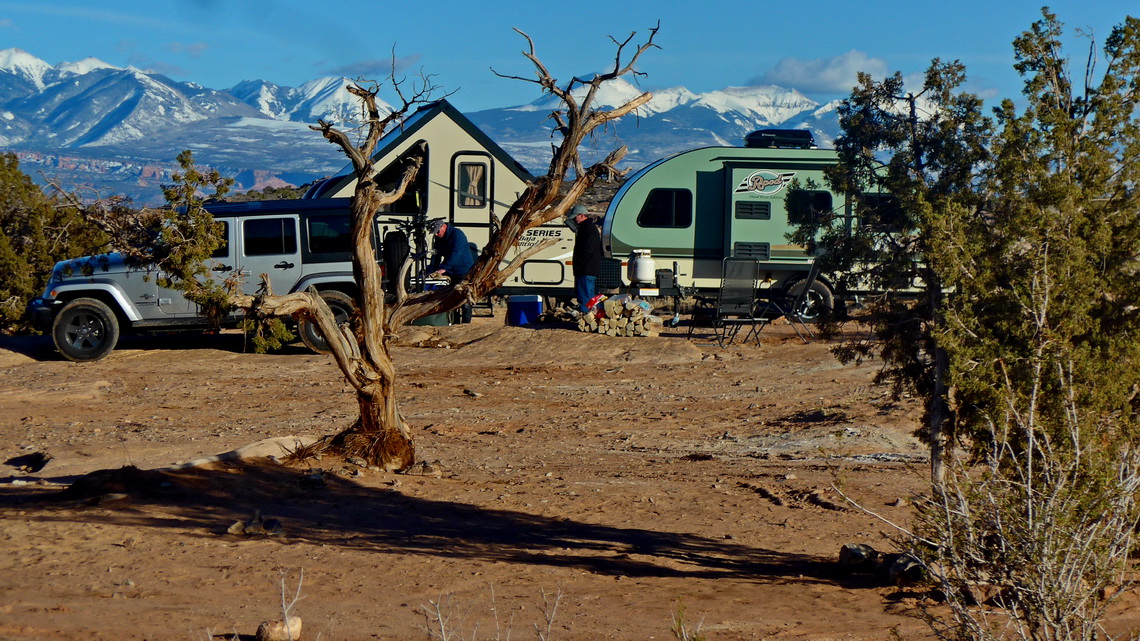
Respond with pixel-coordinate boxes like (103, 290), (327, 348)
(687, 258), (764, 347)
(749, 261), (821, 344)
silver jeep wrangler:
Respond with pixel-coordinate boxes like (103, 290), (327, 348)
(27, 198), (372, 361)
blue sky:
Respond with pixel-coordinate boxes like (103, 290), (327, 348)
(1, 1), (1135, 112)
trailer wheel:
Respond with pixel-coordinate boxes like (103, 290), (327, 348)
(298, 290), (357, 354)
(788, 279), (833, 323)
(52, 297), (121, 362)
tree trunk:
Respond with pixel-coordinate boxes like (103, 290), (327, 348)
(928, 272), (949, 489)
(930, 345), (949, 489)
(336, 384), (415, 471)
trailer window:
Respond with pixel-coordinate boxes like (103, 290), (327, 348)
(859, 193), (905, 232)
(637, 188), (692, 228)
(786, 190), (834, 226)
(375, 141), (429, 215)
(458, 162), (487, 208)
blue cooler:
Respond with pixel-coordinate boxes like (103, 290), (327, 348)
(506, 295), (543, 326)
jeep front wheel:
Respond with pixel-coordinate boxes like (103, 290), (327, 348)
(298, 290), (357, 354)
(52, 297), (121, 362)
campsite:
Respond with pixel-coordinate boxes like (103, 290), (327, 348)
(5, 7), (1140, 639)
(0, 316), (951, 641)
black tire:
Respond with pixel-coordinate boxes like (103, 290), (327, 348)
(298, 290), (357, 354)
(382, 230), (410, 294)
(788, 279), (834, 323)
(52, 297), (121, 362)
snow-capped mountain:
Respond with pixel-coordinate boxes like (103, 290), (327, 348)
(0, 48), (842, 205)
(513, 77), (820, 123)
(228, 76), (381, 124)
(468, 77), (841, 170)
(0, 48), (54, 91)
(0, 49), (372, 148)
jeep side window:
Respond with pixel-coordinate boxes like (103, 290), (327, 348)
(211, 221), (230, 258)
(307, 215), (352, 254)
(243, 217), (297, 256)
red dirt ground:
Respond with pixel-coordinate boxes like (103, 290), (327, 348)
(1, 315), (1133, 640)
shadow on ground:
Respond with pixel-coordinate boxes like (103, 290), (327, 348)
(0, 460), (866, 587)
(0, 331), (314, 362)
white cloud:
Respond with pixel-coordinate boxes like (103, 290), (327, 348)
(128, 54), (189, 78)
(324, 54), (423, 80)
(752, 50), (890, 94)
(169, 42), (210, 58)
(0, 4), (184, 33)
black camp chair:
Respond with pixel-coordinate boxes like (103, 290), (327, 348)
(687, 258), (764, 347)
(749, 261), (821, 344)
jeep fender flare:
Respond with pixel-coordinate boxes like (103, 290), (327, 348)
(291, 274), (358, 298)
(49, 283), (142, 322)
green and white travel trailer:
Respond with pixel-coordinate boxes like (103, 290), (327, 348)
(602, 130), (842, 314)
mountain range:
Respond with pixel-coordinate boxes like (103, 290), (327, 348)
(0, 48), (842, 205)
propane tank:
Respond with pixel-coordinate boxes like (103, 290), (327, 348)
(627, 249), (657, 284)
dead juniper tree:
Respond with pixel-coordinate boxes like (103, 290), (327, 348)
(242, 26), (658, 470)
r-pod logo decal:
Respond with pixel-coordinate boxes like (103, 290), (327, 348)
(734, 170), (796, 194)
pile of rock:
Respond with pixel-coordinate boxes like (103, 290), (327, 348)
(837, 542), (925, 586)
(577, 294), (661, 337)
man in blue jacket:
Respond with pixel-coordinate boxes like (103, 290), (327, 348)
(428, 218), (475, 323)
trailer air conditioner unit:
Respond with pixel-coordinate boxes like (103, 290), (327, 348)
(744, 129), (817, 149)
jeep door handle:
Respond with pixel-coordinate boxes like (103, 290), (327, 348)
(274, 261), (295, 269)
(213, 265), (233, 272)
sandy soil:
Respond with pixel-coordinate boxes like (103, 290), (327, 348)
(0, 313), (1031, 640)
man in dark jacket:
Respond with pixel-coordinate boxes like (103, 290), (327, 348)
(569, 204), (602, 314)
(428, 218), (475, 323)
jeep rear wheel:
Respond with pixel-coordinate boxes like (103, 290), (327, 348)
(52, 297), (121, 362)
(299, 290), (357, 354)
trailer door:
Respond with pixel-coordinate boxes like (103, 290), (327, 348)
(724, 165), (799, 261)
(452, 152), (491, 231)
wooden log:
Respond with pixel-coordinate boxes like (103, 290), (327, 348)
(574, 299), (661, 337)
(604, 299), (621, 318)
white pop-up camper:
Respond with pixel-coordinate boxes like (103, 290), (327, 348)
(305, 98), (581, 297)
